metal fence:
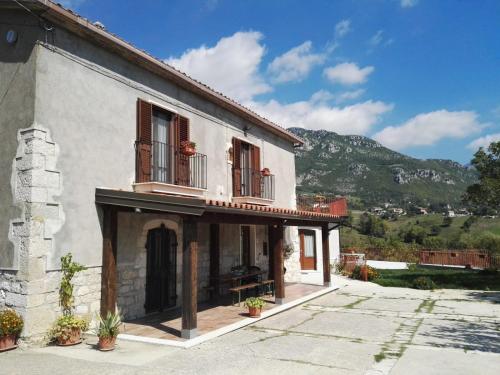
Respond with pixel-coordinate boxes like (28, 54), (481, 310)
(237, 168), (275, 200)
(150, 141), (207, 189)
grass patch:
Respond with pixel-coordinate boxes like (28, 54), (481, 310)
(373, 265), (500, 291)
(374, 352), (386, 362)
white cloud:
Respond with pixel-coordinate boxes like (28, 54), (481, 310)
(249, 94), (393, 135)
(324, 62), (374, 85)
(268, 41), (325, 83)
(335, 19), (352, 39)
(373, 110), (485, 150)
(467, 133), (500, 150)
(166, 31), (271, 102)
(401, 0), (419, 8)
(337, 89), (366, 103)
(368, 30), (394, 52)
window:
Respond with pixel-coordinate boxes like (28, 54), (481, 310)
(136, 99), (192, 186)
(232, 138), (261, 197)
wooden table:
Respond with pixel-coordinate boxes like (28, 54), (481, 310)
(211, 270), (267, 296)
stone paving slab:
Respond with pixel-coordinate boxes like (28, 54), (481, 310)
(391, 346), (500, 375)
(291, 310), (405, 342)
(354, 296), (422, 313)
(308, 293), (364, 307)
(412, 318), (500, 353)
(432, 299), (500, 317)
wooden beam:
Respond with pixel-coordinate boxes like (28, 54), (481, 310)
(181, 218), (198, 339)
(322, 224), (331, 286)
(271, 224), (285, 304)
(100, 205), (118, 316)
(209, 223), (220, 297)
(199, 212), (281, 226)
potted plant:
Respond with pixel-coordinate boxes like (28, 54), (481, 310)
(261, 167), (271, 176)
(244, 297), (265, 318)
(50, 253), (88, 346)
(180, 141), (196, 156)
(51, 315), (89, 346)
(0, 308), (23, 352)
(95, 311), (121, 351)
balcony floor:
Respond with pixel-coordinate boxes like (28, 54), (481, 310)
(120, 283), (327, 342)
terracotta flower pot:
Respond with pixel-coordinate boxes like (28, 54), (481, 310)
(248, 306), (262, 318)
(181, 146), (196, 157)
(56, 328), (82, 346)
(261, 168), (271, 176)
(98, 336), (116, 351)
(0, 334), (17, 352)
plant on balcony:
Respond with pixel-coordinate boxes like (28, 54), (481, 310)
(0, 308), (23, 352)
(50, 253), (88, 346)
(180, 141), (197, 156)
(261, 167), (271, 176)
(95, 311), (121, 351)
(244, 297), (266, 318)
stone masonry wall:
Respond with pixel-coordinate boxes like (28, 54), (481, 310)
(0, 125), (101, 344)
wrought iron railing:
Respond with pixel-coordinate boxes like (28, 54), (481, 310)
(236, 168), (275, 200)
(296, 194), (348, 216)
(136, 141), (207, 189)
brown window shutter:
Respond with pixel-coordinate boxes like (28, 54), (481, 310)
(251, 145), (261, 197)
(232, 138), (242, 197)
(174, 115), (190, 186)
(136, 99), (152, 183)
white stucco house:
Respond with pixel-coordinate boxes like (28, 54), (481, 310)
(0, 0), (347, 342)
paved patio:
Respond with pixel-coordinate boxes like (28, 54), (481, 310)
(2, 275), (499, 374)
(121, 283), (326, 341)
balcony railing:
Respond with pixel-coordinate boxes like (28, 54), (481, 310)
(296, 194), (348, 216)
(136, 141), (207, 189)
(236, 168), (275, 200)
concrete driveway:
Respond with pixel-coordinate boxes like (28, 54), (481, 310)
(1, 275), (499, 374)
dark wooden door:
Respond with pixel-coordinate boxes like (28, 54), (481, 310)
(299, 229), (317, 270)
(145, 225), (177, 313)
(241, 226), (251, 267)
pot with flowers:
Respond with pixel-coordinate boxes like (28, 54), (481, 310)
(244, 297), (266, 318)
(261, 168), (271, 177)
(95, 311), (121, 351)
(180, 141), (197, 157)
(0, 308), (23, 352)
(50, 253), (89, 346)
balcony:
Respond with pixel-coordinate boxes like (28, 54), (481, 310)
(133, 141), (207, 197)
(296, 195), (348, 216)
(232, 168), (275, 205)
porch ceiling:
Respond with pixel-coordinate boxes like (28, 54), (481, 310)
(95, 188), (345, 226)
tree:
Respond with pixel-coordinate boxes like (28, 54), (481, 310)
(358, 213), (387, 238)
(464, 141), (500, 211)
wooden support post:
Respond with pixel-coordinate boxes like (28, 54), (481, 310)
(209, 223), (220, 298)
(322, 224), (331, 286)
(271, 223), (285, 304)
(182, 218), (198, 339)
(100, 205), (118, 316)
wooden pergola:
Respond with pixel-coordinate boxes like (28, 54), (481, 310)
(95, 188), (343, 339)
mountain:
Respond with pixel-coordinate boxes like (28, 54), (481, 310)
(290, 128), (477, 208)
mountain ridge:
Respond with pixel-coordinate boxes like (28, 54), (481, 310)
(290, 127), (477, 208)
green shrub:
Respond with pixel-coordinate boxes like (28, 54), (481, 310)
(351, 265), (379, 281)
(50, 315), (89, 341)
(412, 276), (436, 290)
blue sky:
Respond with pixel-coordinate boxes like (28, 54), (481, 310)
(63, 0), (500, 164)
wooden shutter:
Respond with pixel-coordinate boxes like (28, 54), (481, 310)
(174, 115), (190, 186)
(136, 99), (152, 183)
(232, 138), (242, 197)
(251, 145), (261, 197)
